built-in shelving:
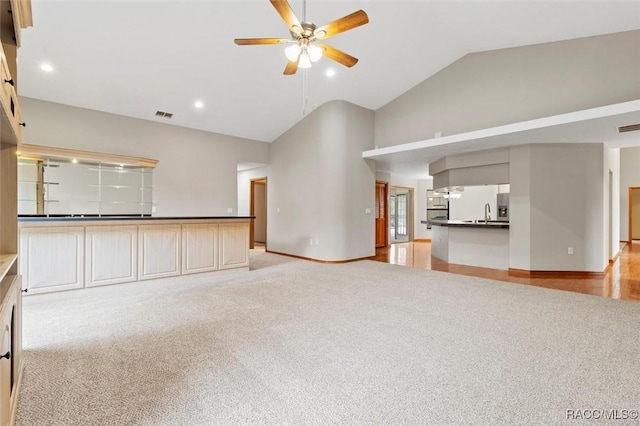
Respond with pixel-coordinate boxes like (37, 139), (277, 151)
(0, 254), (17, 282)
(18, 157), (155, 216)
(1, 2), (33, 424)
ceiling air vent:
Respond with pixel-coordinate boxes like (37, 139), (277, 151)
(155, 110), (173, 119)
(617, 123), (640, 133)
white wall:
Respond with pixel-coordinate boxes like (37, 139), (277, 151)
(375, 30), (640, 147)
(449, 186), (499, 221)
(20, 97), (270, 217)
(620, 146), (640, 241)
(268, 100), (376, 261)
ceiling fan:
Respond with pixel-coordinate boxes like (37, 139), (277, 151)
(234, 0), (369, 75)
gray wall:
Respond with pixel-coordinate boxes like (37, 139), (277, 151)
(510, 144), (608, 272)
(268, 100), (376, 261)
(509, 145), (532, 270)
(20, 97), (269, 216)
(237, 166), (269, 217)
(620, 146), (640, 241)
(605, 148), (620, 260)
(375, 30), (640, 147)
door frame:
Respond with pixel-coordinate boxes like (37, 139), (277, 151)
(389, 184), (415, 243)
(250, 177), (267, 250)
(375, 180), (389, 248)
(630, 186), (640, 242)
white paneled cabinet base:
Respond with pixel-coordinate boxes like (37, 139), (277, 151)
(86, 225), (137, 287)
(18, 218), (251, 295)
(182, 224), (219, 274)
(20, 227), (84, 294)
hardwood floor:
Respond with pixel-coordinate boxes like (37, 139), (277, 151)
(372, 241), (640, 302)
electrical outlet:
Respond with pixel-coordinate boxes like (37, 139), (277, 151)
(227, 207), (233, 213)
(568, 247), (574, 255)
(365, 208), (371, 214)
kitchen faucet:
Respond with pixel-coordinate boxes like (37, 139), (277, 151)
(484, 203), (491, 223)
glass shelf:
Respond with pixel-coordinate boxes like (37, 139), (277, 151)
(18, 180), (59, 185)
(88, 201), (153, 204)
(88, 167), (152, 174)
(87, 184), (153, 189)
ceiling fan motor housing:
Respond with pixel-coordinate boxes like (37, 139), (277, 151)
(298, 22), (316, 39)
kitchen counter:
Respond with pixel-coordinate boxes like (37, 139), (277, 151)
(428, 220), (509, 270)
(422, 219), (509, 229)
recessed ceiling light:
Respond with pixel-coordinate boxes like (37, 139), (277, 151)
(325, 68), (336, 77)
(40, 63), (54, 73)
(194, 100), (204, 109)
(71, 158), (78, 164)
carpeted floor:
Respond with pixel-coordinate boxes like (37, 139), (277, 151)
(15, 251), (640, 425)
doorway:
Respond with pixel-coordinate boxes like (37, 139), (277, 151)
(630, 186), (640, 243)
(389, 186), (414, 244)
(250, 178), (267, 250)
(375, 181), (389, 248)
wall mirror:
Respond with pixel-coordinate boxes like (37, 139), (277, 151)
(17, 144), (158, 217)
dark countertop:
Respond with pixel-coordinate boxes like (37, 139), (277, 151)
(19, 215), (255, 222)
(422, 219), (510, 229)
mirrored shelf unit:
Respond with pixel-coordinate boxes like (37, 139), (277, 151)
(17, 144), (158, 217)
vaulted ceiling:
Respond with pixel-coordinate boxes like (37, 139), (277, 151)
(18, 1), (640, 143)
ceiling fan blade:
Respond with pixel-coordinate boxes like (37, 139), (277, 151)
(284, 60), (299, 75)
(270, 0), (301, 33)
(234, 38), (290, 45)
(315, 10), (369, 39)
(318, 44), (358, 68)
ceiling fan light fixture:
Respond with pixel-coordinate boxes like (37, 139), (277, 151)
(307, 44), (323, 62)
(298, 51), (312, 69)
(284, 44), (301, 62)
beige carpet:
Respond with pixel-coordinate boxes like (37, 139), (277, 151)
(15, 251), (640, 425)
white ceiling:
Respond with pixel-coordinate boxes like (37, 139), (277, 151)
(18, 0), (640, 147)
